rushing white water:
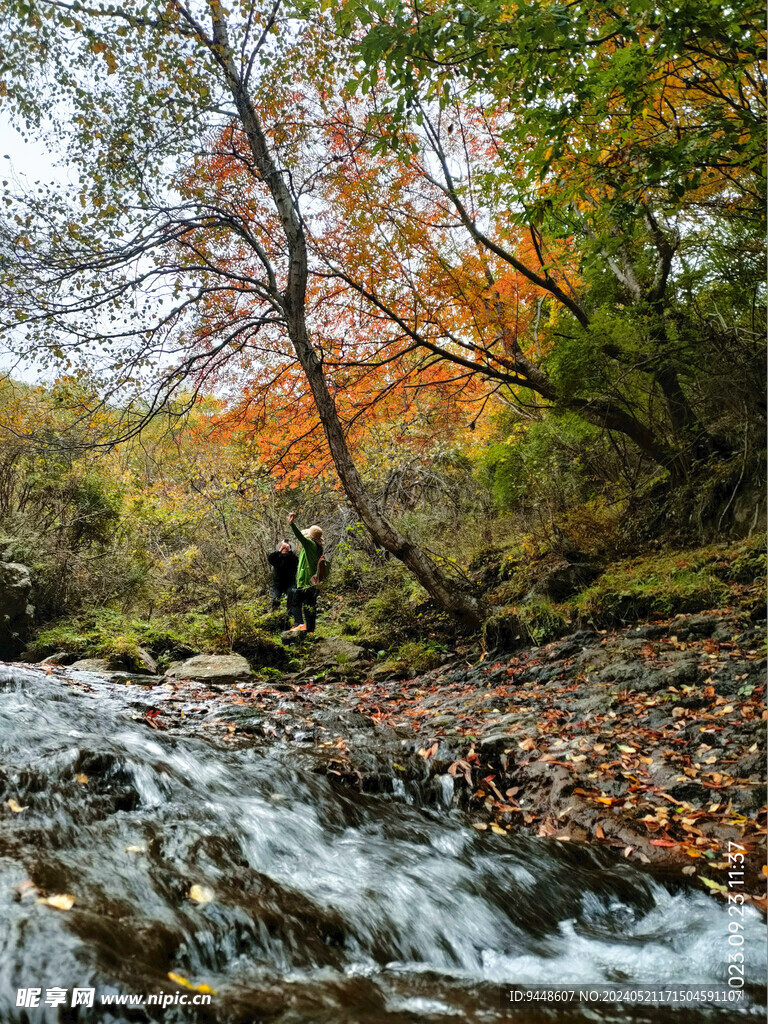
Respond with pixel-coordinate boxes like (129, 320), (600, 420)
(0, 665), (764, 1023)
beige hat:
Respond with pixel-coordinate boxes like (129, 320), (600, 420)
(303, 525), (323, 544)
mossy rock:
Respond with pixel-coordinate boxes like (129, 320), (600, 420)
(483, 609), (526, 651)
(517, 601), (569, 644)
(394, 640), (444, 673)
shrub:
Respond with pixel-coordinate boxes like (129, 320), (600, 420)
(359, 585), (416, 643)
(229, 608), (288, 668)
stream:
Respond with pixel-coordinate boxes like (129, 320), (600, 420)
(0, 664), (765, 1023)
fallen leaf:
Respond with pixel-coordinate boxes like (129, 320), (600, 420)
(472, 822), (488, 831)
(189, 884), (214, 904)
(75, 773), (88, 784)
(490, 824), (506, 835)
(699, 877), (728, 895)
(518, 737), (536, 752)
(167, 972), (216, 995)
(37, 894), (75, 910)
(7, 799), (27, 813)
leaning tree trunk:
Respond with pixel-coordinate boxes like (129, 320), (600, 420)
(209, 6), (487, 627)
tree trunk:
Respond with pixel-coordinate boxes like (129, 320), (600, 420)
(210, 6), (487, 627)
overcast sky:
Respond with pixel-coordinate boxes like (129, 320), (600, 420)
(0, 114), (73, 382)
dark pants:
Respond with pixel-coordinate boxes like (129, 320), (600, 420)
(287, 585), (318, 631)
(271, 582), (291, 609)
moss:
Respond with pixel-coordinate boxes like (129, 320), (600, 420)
(393, 640), (445, 673)
(569, 540), (761, 626)
(25, 621), (92, 662)
(483, 608), (526, 651)
(358, 587), (415, 643)
(254, 608), (291, 633)
(93, 635), (147, 672)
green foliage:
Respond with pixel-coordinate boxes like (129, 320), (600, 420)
(228, 607), (288, 668)
(478, 412), (611, 513)
(358, 586), (415, 644)
(26, 610), (195, 667)
(517, 601), (569, 646)
(393, 639), (445, 673)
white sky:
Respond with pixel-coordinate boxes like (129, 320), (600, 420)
(0, 114), (75, 382)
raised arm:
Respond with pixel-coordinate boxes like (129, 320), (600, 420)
(289, 519), (316, 555)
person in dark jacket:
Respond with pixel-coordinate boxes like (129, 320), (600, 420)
(267, 540), (298, 610)
(286, 511), (324, 632)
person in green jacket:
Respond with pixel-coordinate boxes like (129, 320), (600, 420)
(286, 511), (324, 632)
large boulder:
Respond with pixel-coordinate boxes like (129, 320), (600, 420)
(165, 654), (253, 686)
(70, 658), (115, 673)
(0, 561), (34, 660)
(312, 636), (367, 666)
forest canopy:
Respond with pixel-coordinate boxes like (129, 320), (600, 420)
(0, 0), (764, 628)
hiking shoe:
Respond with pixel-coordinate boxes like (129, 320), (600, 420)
(289, 624), (307, 632)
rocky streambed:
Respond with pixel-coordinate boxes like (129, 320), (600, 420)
(2, 610), (767, 1023)
(31, 609), (767, 902)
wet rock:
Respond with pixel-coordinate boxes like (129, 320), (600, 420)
(369, 662), (403, 681)
(40, 652), (71, 666)
(626, 623), (671, 640)
(135, 647), (158, 674)
(477, 731), (516, 756)
(735, 786), (766, 812)
(312, 637), (367, 666)
(108, 672), (163, 686)
(70, 658), (115, 673)
(280, 629), (305, 643)
(545, 634), (594, 661)
(594, 662), (641, 687)
(668, 781), (704, 802)
(656, 658), (703, 688)
(667, 613), (726, 640)
(165, 654), (253, 686)
(0, 561), (34, 659)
